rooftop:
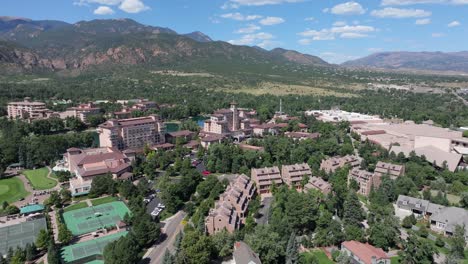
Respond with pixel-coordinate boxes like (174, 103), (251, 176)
(342, 241), (388, 264)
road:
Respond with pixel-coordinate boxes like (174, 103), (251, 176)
(452, 90), (468, 106)
(141, 211), (186, 264)
(256, 197), (273, 225)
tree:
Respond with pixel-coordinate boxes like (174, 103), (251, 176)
(399, 232), (436, 264)
(4, 205), (19, 215)
(47, 242), (60, 264)
(368, 216), (400, 250)
(162, 249), (175, 264)
(60, 188), (72, 204)
(314, 210), (344, 247)
(58, 224), (73, 244)
(459, 192), (468, 208)
(178, 231), (213, 264)
(286, 232), (299, 264)
(245, 226), (285, 264)
(448, 225), (466, 261)
(211, 230), (235, 258)
(343, 191), (365, 227)
(88, 174), (116, 198)
(35, 229), (49, 249)
(402, 214), (417, 228)
(103, 235), (141, 264)
(25, 243), (37, 261)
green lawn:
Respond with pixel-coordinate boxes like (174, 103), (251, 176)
(0, 177), (30, 203)
(23, 168), (57, 190)
(391, 256), (400, 264)
(300, 250), (334, 264)
(63, 202), (88, 212)
(91, 196), (118, 206)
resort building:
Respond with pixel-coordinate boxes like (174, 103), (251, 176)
(281, 163), (312, 189)
(304, 176), (332, 195)
(285, 132), (320, 141)
(252, 123), (288, 137)
(348, 168), (382, 196)
(64, 147), (133, 196)
(341, 241), (390, 264)
(251, 166), (283, 195)
(98, 115), (165, 150)
(203, 102), (254, 137)
(205, 201), (240, 235)
(60, 102), (101, 123)
(374, 161), (405, 179)
(320, 155), (360, 173)
(7, 98), (49, 120)
(200, 134), (225, 149)
(305, 110), (383, 124)
(166, 130), (195, 144)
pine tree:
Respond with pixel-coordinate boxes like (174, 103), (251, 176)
(343, 191), (365, 227)
(286, 232), (298, 264)
(162, 250), (174, 264)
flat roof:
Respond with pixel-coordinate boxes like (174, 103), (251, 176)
(20, 204), (45, 214)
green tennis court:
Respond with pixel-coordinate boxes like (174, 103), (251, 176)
(0, 217), (47, 256)
(61, 231), (127, 263)
(62, 201), (130, 236)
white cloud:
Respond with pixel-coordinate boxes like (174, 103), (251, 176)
(320, 52), (358, 64)
(221, 2), (240, 9)
(93, 5), (115, 15)
(228, 32), (275, 46)
(257, 39), (281, 49)
(368, 47), (383, 52)
(448, 20), (461, 27)
(298, 23), (375, 42)
(235, 24), (261, 34)
(304, 17), (315, 21)
(228, 0), (303, 6)
(333, 21), (347, 26)
(330, 1), (366, 15)
(371, 7), (431, 18)
(118, 0), (149, 13)
(221, 12), (262, 21)
(381, 0), (468, 5)
(415, 18), (431, 24)
(259, 17), (285, 25)
(432, 32), (445, 37)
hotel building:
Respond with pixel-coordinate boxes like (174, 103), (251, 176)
(7, 98), (49, 120)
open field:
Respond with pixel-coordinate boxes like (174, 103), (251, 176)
(23, 168), (57, 190)
(0, 177), (29, 204)
(64, 202), (89, 213)
(91, 196), (118, 206)
(429, 190), (460, 204)
(300, 250), (334, 264)
(217, 82), (359, 97)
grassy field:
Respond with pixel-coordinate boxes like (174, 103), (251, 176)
(218, 82), (359, 97)
(429, 190), (460, 204)
(391, 256), (400, 264)
(300, 250), (334, 264)
(64, 202), (88, 213)
(91, 196), (118, 206)
(23, 168), (57, 190)
(0, 177), (30, 203)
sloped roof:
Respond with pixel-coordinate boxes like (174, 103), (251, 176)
(342, 241), (388, 264)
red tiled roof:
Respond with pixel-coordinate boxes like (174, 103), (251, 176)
(342, 241), (388, 264)
(169, 130), (194, 137)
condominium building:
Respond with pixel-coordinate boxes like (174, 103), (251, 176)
(281, 163), (312, 189)
(341, 241), (390, 264)
(203, 102), (254, 136)
(348, 168), (382, 196)
(205, 201), (240, 235)
(304, 176), (332, 195)
(320, 155), (360, 173)
(64, 147), (133, 196)
(251, 166), (283, 194)
(206, 175), (256, 234)
(7, 98), (48, 120)
(98, 115), (165, 150)
(60, 102), (102, 123)
(374, 161), (405, 179)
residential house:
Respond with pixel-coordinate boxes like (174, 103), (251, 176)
(281, 163), (312, 189)
(304, 176), (332, 195)
(374, 161), (405, 179)
(348, 168), (382, 196)
(341, 241), (390, 264)
(320, 155), (360, 173)
(205, 201), (240, 235)
(251, 166), (283, 195)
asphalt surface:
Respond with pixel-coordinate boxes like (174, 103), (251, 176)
(146, 196), (162, 216)
(141, 211), (186, 264)
(256, 197), (273, 225)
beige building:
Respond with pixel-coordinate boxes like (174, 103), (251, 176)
(281, 163), (312, 189)
(64, 147), (133, 196)
(348, 168), (382, 196)
(98, 115), (165, 150)
(320, 155), (360, 173)
(203, 102), (254, 136)
(251, 166), (283, 194)
(60, 102), (101, 123)
(206, 175), (256, 234)
(205, 201), (240, 235)
(374, 161), (405, 179)
(304, 176), (332, 195)
(7, 98), (48, 120)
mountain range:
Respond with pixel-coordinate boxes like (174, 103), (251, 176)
(0, 16), (328, 74)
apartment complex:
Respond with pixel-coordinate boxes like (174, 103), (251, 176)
(281, 163), (312, 189)
(396, 195), (468, 240)
(304, 176), (332, 195)
(64, 147), (133, 196)
(98, 115), (165, 150)
(374, 161), (405, 179)
(7, 98), (49, 120)
(251, 166), (283, 194)
(348, 168), (382, 196)
(203, 102), (255, 136)
(320, 155), (360, 173)
(205, 175), (256, 234)
(341, 241), (390, 264)
(60, 102), (101, 123)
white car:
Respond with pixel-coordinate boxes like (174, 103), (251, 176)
(157, 203), (165, 209)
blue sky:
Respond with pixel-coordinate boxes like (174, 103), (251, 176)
(2, 0), (468, 63)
